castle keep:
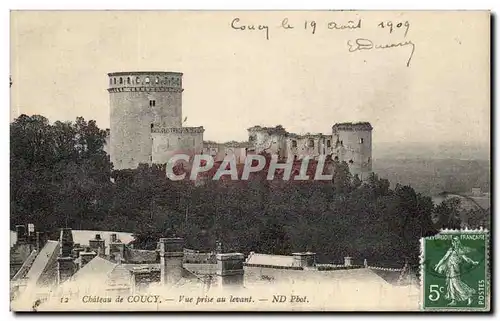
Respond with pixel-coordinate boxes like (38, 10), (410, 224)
(108, 71), (373, 179)
(108, 71), (204, 170)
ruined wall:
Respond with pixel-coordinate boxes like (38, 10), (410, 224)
(248, 126), (287, 159)
(152, 127), (204, 165)
(285, 135), (333, 160)
(332, 123), (373, 180)
(202, 143), (248, 164)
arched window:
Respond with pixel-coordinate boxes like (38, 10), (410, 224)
(127, 77), (131, 84)
(155, 77), (159, 84)
(119, 77), (123, 84)
(113, 78), (116, 84)
(145, 77), (150, 84)
(136, 77), (140, 84)
(164, 77), (168, 85)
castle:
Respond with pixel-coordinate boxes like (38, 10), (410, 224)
(108, 71), (373, 179)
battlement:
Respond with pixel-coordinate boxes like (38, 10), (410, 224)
(332, 122), (373, 132)
(108, 71), (183, 91)
(287, 132), (328, 139)
(151, 126), (205, 134)
(247, 125), (331, 139)
(247, 125), (287, 135)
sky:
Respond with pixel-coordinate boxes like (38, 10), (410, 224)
(10, 11), (490, 145)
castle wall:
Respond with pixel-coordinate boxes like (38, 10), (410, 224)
(152, 127), (204, 164)
(248, 128), (287, 159)
(285, 135), (333, 160)
(332, 123), (373, 180)
(222, 147), (247, 164)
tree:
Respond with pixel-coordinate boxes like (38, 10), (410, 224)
(332, 160), (352, 195)
(10, 115), (111, 231)
(434, 198), (462, 230)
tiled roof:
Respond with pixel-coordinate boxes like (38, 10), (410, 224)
(183, 263), (217, 275)
(245, 253), (299, 268)
(107, 264), (133, 288)
(71, 256), (117, 283)
(24, 241), (60, 287)
(122, 263), (160, 272)
(124, 248), (158, 263)
(11, 250), (37, 281)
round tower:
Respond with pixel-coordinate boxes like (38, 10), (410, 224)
(108, 71), (183, 170)
(332, 122), (373, 180)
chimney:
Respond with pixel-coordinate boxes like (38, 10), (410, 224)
(27, 223), (35, 244)
(89, 234), (106, 255)
(109, 237), (125, 263)
(292, 252), (316, 268)
(79, 247), (97, 269)
(158, 237), (184, 286)
(15, 225), (27, 244)
(344, 256), (352, 267)
(57, 228), (76, 284)
(59, 228), (74, 257)
(72, 243), (84, 258)
(215, 253), (245, 288)
(35, 231), (48, 252)
(215, 240), (223, 255)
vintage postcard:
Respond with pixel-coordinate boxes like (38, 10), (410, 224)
(9, 10), (490, 312)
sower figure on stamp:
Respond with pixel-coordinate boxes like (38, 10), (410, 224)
(434, 236), (479, 306)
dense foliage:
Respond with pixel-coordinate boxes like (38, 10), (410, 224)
(12, 114), (486, 268)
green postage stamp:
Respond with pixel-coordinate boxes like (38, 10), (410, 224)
(420, 229), (490, 311)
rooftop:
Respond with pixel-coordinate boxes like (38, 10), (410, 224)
(245, 252), (298, 268)
(108, 71), (183, 76)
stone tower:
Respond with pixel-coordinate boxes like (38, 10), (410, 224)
(108, 71), (184, 170)
(332, 122), (373, 180)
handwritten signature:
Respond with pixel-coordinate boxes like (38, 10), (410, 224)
(347, 38), (415, 67)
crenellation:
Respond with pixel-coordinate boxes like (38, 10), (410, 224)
(152, 126), (205, 134)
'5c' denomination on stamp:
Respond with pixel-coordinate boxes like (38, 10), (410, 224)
(421, 230), (490, 311)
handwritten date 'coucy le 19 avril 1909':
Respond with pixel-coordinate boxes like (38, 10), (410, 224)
(230, 18), (415, 67)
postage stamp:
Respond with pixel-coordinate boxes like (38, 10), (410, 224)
(420, 229), (490, 311)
